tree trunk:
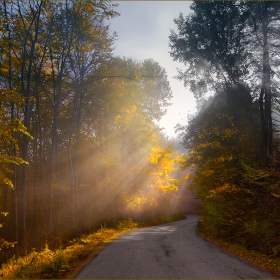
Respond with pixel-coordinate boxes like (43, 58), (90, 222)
(260, 4), (273, 165)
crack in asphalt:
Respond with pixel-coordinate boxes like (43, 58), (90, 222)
(160, 243), (170, 257)
(225, 265), (261, 279)
(199, 256), (214, 268)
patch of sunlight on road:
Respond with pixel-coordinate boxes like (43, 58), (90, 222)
(114, 226), (178, 242)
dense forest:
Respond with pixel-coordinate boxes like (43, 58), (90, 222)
(170, 1), (280, 257)
(2, 0), (280, 268)
(0, 1), (190, 261)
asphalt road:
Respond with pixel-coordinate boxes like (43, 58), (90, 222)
(75, 215), (277, 279)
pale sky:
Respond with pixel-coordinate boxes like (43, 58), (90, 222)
(108, 1), (197, 138)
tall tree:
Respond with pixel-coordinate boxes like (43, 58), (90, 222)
(0, 0), (45, 252)
(169, 1), (280, 165)
(66, 1), (117, 234)
(244, 1), (280, 164)
(169, 1), (250, 99)
(0, 0), (119, 251)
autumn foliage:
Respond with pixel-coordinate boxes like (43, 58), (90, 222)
(0, 1), (187, 263)
(171, 1), (280, 259)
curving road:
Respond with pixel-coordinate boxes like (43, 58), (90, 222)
(75, 215), (277, 279)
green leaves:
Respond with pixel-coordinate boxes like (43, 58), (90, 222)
(169, 2), (250, 98)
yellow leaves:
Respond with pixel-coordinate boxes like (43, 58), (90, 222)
(124, 105), (137, 115)
(201, 169), (215, 176)
(208, 183), (251, 198)
(209, 126), (238, 139)
(0, 155), (27, 189)
(0, 89), (25, 104)
(114, 105), (141, 130)
(272, 193), (280, 199)
(209, 183), (235, 197)
(196, 113), (239, 144)
(129, 196), (146, 208)
(0, 113), (30, 190)
(158, 181), (179, 194)
(12, 117), (34, 140)
(1, 68), (8, 74)
(150, 148), (161, 164)
(199, 143), (211, 148)
(208, 155), (233, 164)
(150, 155), (159, 164)
(199, 141), (222, 149)
(123, 191), (148, 210)
(29, 96), (37, 103)
(0, 176), (13, 189)
(150, 147), (173, 168)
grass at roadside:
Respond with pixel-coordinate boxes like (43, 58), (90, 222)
(0, 215), (185, 279)
(198, 228), (280, 277)
(0, 219), (139, 279)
